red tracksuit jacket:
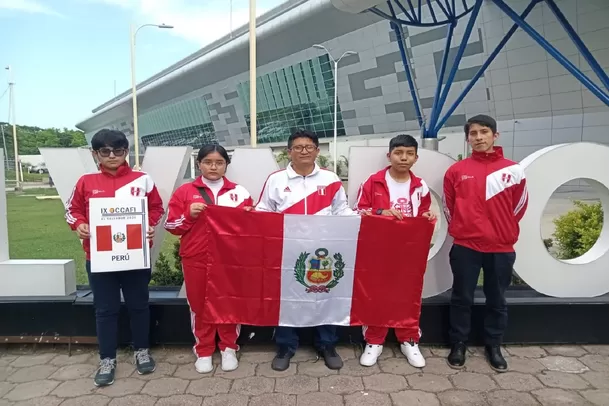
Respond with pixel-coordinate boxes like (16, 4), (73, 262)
(164, 176), (253, 259)
(65, 163), (165, 260)
(353, 167), (432, 217)
(442, 146), (528, 253)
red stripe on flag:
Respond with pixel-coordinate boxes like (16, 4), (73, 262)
(126, 224), (143, 250)
(200, 205), (284, 326)
(350, 216), (434, 332)
(96, 225), (113, 252)
(282, 181), (342, 214)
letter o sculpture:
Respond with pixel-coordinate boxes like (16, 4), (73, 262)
(514, 142), (609, 298)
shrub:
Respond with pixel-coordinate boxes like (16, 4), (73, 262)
(552, 201), (603, 260)
(151, 251), (184, 286)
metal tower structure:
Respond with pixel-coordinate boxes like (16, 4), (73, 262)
(355, 0), (609, 148)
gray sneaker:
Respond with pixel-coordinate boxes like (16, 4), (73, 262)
(134, 349), (156, 375)
(321, 346), (343, 370)
(94, 358), (116, 387)
(271, 347), (293, 371)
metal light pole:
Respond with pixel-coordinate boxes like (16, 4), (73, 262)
(249, 0), (257, 147)
(313, 45), (356, 173)
(0, 124), (8, 171)
(5, 66), (19, 190)
(130, 23), (173, 169)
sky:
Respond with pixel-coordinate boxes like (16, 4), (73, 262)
(0, 0), (284, 130)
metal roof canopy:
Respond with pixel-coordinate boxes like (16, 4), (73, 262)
(357, 0), (609, 138)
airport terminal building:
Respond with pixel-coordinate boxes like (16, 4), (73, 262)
(75, 0), (609, 162)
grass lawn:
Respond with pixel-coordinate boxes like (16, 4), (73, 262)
(6, 170), (49, 183)
(6, 188), (178, 285)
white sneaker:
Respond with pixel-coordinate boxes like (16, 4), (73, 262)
(359, 344), (383, 367)
(221, 348), (239, 372)
(194, 356), (213, 373)
(401, 342), (426, 368)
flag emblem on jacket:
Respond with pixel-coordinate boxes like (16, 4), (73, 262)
(230, 193), (238, 202)
(502, 173), (512, 183)
(317, 185), (326, 196)
(295, 248), (344, 293)
(131, 187), (142, 196)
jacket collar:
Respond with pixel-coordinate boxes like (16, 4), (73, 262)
(99, 161), (132, 177)
(471, 146), (504, 162)
(286, 162), (321, 179)
(192, 175), (237, 191)
(371, 166), (423, 189)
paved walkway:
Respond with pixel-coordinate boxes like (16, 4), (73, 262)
(1, 344), (608, 405)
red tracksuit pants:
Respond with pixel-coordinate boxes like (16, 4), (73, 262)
(182, 258), (240, 357)
(363, 326), (422, 345)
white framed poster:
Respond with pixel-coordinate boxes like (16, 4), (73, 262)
(89, 197), (150, 273)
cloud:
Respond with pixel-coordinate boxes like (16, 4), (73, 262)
(88, 0), (275, 46)
(0, 0), (65, 17)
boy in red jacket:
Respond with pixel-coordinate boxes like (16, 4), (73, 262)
(65, 129), (165, 387)
(354, 134), (436, 368)
(443, 115), (528, 372)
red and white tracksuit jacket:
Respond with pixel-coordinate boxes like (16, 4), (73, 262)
(354, 167), (431, 344)
(164, 176), (253, 357)
(442, 146), (528, 253)
(256, 163), (354, 215)
(65, 163), (165, 261)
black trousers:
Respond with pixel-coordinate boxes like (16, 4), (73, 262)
(86, 261), (152, 359)
(448, 244), (515, 346)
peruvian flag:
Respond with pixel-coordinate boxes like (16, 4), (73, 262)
(199, 206), (434, 328)
(95, 224), (144, 252)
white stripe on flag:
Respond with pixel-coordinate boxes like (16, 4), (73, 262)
(279, 214), (361, 327)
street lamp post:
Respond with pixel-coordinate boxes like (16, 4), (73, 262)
(249, 0), (257, 147)
(4, 66), (19, 190)
(313, 45), (356, 174)
(130, 23), (173, 169)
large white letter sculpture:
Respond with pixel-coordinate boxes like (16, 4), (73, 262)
(347, 146), (455, 298)
(514, 142), (609, 297)
(0, 148), (77, 296)
(5, 142), (609, 299)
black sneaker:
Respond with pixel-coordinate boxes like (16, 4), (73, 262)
(94, 358), (116, 387)
(134, 349), (156, 375)
(447, 342), (466, 369)
(321, 346), (343, 370)
(271, 346), (293, 371)
(485, 345), (508, 372)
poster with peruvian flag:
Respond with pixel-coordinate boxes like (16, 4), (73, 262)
(89, 197), (150, 273)
(199, 206), (434, 328)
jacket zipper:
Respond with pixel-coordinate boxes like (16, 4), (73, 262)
(303, 176), (308, 215)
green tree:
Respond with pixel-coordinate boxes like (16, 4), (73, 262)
(553, 201), (603, 259)
(0, 123), (87, 156)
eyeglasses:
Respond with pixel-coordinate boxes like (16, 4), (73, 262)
(200, 160), (226, 168)
(96, 148), (127, 157)
(290, 145), (317, 153)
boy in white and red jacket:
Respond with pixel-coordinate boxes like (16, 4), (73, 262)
(65, 129), (164, 387)
(443, 115), (528, 372)
(354, 134), (436, 368)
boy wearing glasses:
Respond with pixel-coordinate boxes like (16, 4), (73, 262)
(65, 129), (165, 387)
(256, 130), (354, 372)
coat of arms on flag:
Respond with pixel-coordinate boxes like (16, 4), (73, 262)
(113, 232), (126, 243)
(295, 248), (344, 293)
